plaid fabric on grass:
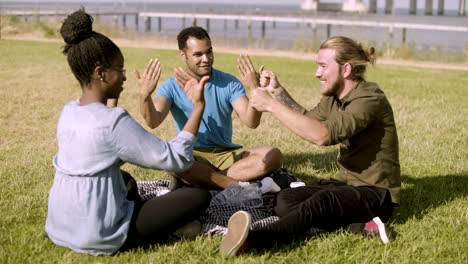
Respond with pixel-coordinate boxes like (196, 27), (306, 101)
(136, 168), (302, 235)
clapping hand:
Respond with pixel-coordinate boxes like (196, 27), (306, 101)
(260, 70), (283, 96)
(136, 58), (161, 98)
(250, 87), (274, 112)
(237, 54), (264, 90)
(174, 67), (200, 88)
(250, 70), (284, 112)
(174, 67), (209, 107)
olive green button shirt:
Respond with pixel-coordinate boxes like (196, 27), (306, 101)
(305, 81), (401, 204)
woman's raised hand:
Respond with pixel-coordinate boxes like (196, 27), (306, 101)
(174, 67), (209, 107)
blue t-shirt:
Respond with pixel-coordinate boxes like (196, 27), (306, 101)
(156, 68), (246, 148)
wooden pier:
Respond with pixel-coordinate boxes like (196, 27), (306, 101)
(139, 12), (468, 46)
(2, 10), (468, 50)
(302, 0), (467, 16)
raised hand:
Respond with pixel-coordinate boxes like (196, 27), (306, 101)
(174, 68), (200, 90)
(260, 70), (305, 114)
(237, 54), (264, 89)
(250, 87), (274, 112)
(260, 70), (284, 96)
(174, 67), (209, 107)
(175, 68), (209, 137)
(136, 58), (161, 98)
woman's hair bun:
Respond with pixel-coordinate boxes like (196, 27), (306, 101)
(60, 8), (94, 45)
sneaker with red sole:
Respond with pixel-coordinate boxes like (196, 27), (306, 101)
(348, 216), (391, 244)
(219, 211), (251, 256)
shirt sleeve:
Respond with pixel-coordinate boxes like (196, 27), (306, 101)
(324, 95), (380, 145)
(305, 99), (328, 122)
(229, 79), (247, 104)
(155, 78), (175, 102)
(111, 110), (195, 172)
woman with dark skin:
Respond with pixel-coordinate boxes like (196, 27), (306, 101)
(45, 9), (211, 256)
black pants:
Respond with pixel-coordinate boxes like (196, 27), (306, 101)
(120, 171), (211, 251)
(249, 182), (395, 248)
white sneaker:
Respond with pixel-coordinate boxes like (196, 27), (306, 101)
(173, 220), (201, 239)
(219, 211), (251, 256)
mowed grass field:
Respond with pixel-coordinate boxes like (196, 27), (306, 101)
(0, 39), (467, 263)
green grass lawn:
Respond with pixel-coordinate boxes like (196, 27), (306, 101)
(0, 39), (467, 263)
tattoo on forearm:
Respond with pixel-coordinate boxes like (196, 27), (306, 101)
(275, 91), (305, 114)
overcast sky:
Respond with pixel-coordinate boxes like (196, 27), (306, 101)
(5, 0), (462, 10)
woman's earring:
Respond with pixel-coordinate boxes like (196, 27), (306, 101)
(99, 75), (104, 81)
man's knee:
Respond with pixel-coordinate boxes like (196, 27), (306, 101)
(259, 147), (283, 172)
(175, 161), (216, 183)
(274, 188), (298, 216)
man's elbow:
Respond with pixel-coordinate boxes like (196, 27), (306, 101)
(314, 137), (329, 146)
(310, 131), (329, 146)
(247, 122), (260, 129)
(245, 120), (260, 129)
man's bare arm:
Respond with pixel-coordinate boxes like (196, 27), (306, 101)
(259, 70), (306, 114)
(273, 88), (306, 114)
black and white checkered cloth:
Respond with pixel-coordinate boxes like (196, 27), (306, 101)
(136, 168), (301, 235)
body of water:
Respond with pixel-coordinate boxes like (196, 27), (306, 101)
(2, 1), (468, 57)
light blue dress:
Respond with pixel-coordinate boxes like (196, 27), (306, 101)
(157, 68), (246, 149)
(45, 101), (196, 255)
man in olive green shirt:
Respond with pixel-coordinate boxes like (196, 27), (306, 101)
(219, 36), (401, 256)
(304, 80), (401, 205)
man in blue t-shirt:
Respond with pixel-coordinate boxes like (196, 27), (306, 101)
(139, 26), (283, 189)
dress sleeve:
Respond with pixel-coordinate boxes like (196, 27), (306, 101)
(111, 110), (195, 172)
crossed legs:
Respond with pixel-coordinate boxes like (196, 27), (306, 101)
(121, 187), (211, 251)
(175, 146), (283, 189)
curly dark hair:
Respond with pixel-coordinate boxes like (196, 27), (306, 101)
(60, 9), (122, 87)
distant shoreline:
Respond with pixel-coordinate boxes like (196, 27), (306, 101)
(2, 1), (468, 55)
(1, 1), (464, 15)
